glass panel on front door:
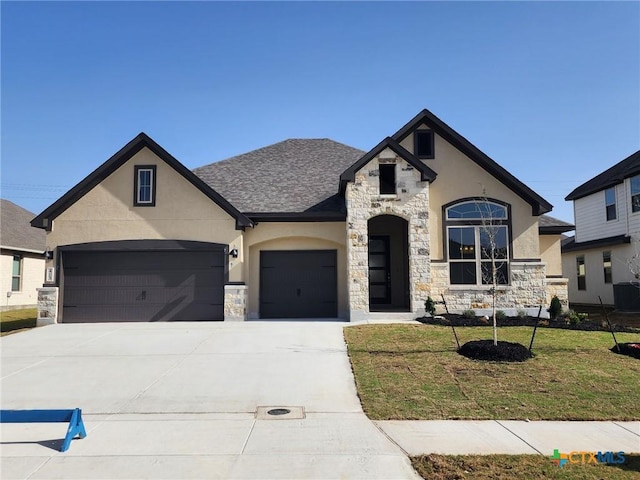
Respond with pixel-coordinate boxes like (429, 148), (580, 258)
(369, 235), (391, 304)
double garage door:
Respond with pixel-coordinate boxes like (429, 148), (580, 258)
(61, 241), (226, 323)
(260, 250), (337, 318)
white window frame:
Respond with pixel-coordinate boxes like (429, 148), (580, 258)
(134, 165), (156, 206)
(605, 187), (617, 221)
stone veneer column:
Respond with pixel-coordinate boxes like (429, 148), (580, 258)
(224, 284), (248, 321)
(345, 151), (430, 321)
(37, 287), (59, 326)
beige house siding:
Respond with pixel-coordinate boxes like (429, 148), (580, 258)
(400, 131), (541, 261)
(1, 251), (44, 309)
(244, 222), (347, 319)
(46, 147), (243, 281)
(540, 235), (563, 277)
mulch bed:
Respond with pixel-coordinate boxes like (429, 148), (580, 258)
(458, 340), (533, 362)
(418, 314), (640, 333)
(610, 343), (640, 359)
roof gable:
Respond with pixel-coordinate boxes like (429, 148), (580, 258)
(1, 199), (45, 252)
(31, 133), (252, 230)
(565, 149), (640, 201)
(391, 109), (552, 216)
(339, 137), (437, 194)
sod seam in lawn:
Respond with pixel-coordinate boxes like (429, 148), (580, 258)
(344, 324), (640, 421)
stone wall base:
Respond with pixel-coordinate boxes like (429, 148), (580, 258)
(224, 284), (247, 321)
(37, 287), (59, 326)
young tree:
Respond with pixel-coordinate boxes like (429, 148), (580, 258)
(475, 187), (509, 346)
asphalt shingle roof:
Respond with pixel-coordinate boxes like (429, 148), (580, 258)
(565, 150), (640, 201)
(1, 199), (45, 252)
(539, 214), (574, 232)
(193, 139), (365, 214)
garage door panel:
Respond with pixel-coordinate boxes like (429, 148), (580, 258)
(62, 248), (225, 322)
(260, 250), (337, 319)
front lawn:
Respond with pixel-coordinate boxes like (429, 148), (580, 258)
(0, 308), (37, 336)
(344, 324), (640, 420)
(411, 454), (640, 480)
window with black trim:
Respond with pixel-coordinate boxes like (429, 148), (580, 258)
(631, 175), (640, 213)
(445, 199), (510, 286)
(603, 251), (612, 284)
(414, 130), (434, 159)
(605, 187), (616, 221)
(379, 164), (396, 195)
(576, 255), (586, 290)
(134, 165), (156, 206)
(12, 254), (22, 291)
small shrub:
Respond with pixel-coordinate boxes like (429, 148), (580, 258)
(495, 310), (507, 321)
(424, 296), (436, 317)
(548, 295), (562, 320)
(462, 309), (476, 319)
(561, 309), (581, 325)
(517, 309), (527, 319)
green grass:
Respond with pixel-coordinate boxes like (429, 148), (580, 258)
(0, 308), (37, 335)
(344, 324), (640, 420)
(411, 454), (640, 480)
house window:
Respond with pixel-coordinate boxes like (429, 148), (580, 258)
(631, 175), (640, 213)
(134, 165), (156, 206)
(576, 255), (586, 290)
(12, 255), (22, 291)
(379, 164), (396, 195)
(446, 199), (510, 285)
(414, 130), (434, 159)
(605, 188), (616, 221)
(603, 251), (612, 284)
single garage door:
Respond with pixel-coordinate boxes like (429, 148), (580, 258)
(260, 250), (337, 318)
(61, 241), (226, 322)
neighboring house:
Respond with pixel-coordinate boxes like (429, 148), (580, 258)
(31, 109), (570, 323)
(1, 199), (46, 310)
(563, 150), (640, 307)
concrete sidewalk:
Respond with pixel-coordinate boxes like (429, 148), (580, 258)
(1, 323), (638, 479)
(376, 420), (640, 456)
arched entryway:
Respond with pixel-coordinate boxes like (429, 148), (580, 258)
(368, 215), (410, 311)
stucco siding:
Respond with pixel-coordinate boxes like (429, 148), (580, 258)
(401, 131), (541, 261)
(1, 251), (44, 308)
(540, 235), (563, 277)
(244, 222), (348, 319)
(46, 147), (243, 281)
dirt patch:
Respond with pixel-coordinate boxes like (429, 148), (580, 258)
(418, 313), (639, 333)
(458, 339), (533, 362)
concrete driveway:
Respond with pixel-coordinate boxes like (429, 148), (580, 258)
(1, 322), (419, 479)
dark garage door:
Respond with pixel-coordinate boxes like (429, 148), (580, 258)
(61, 243), (226, 322)
(260, 250), (337, 318)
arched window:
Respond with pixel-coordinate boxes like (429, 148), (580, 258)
(444, 199), (510, 286)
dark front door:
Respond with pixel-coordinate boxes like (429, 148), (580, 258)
(62, 249), (225, 322)
(369, 236), (391, 305)
(260, 250), (337, 318)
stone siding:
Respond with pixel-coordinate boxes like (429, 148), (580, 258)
(431, 261), (553, 312)
(345, 150), (430, 321)
(545, 277), (569, 309)
(224, 284), (248, 321)
(37, 287), (59, 326)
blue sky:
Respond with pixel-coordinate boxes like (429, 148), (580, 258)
(2, 1), (639, 224)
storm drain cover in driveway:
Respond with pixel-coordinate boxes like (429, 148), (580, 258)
(255, 406), (305, 420)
